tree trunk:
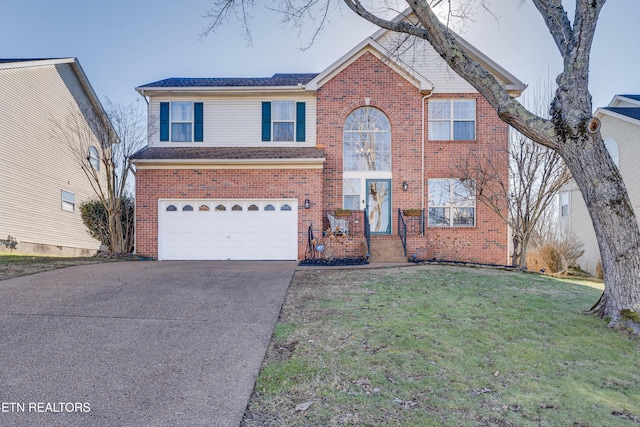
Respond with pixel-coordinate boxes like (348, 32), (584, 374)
(558, 133), (640, 325)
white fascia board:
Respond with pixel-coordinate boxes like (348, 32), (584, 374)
(305, 37), (433, 92)
(595, 107), (640, 127)
(0, 57), (76, 70)
(609, 95), (640, 108)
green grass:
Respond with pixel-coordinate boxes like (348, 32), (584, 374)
(243, 265), (640, 426)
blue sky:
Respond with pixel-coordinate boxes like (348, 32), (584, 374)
(2, 1), (639, 111)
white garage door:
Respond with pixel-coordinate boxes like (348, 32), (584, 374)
(158, 199), (298, 260)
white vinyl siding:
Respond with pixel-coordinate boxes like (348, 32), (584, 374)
(376, 32), (480, 93)
(560, 113), (640, 275)
(0, 62), (102, 251)
(149, 96), (317, 147)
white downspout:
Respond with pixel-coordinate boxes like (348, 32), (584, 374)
(421, 92), (433, 230)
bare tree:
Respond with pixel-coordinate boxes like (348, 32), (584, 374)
(203, 0), (640, 328)
(455, 127), (571, 269)
(53, 100), (148, 254)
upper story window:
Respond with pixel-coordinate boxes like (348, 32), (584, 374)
(262, 101), (306, 142)
(88, 146), (100, 170)
(343, 107), (391, 172)
(428, 179), (475, 227)
(429, 99), (476, 140)
(160, 102), (203, 142)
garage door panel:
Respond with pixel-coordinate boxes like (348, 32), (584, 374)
(159, 199), (298, 260)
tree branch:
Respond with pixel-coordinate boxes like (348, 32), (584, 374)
(530, 0), (573, 55)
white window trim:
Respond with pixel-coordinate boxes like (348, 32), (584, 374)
(428, 178), (476, 227)
(428, 99), (476, 141)
(88, 146), (100, 171)
(61, 190), (76, 212)
(272, 101), (295, 142)
(170, 101), (195, 142)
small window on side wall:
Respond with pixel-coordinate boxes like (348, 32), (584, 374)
(61, 190), (75, 212)
(88, 146), (100, 171)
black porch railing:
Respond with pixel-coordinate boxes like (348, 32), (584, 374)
(398, 209), (407, 257)
(364, 209), (371, 260)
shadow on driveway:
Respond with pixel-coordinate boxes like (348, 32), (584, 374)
(0, 261), (296, 427)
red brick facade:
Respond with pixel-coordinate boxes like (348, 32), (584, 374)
(315, 52), (508, 265)
(135, 168), (324, 260)
(135, 51), (509, 265)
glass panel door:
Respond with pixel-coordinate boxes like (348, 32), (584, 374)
(366, 179), (391, 234)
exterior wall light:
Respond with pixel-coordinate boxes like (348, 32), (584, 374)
(304, 199), (311, 209)
(402, 181), (408, 192)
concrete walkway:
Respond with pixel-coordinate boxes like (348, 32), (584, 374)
(0, 261), (296, 427)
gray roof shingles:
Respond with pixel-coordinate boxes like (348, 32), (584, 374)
(137, 73), (320, 89)
(131, 146), (325, 161)
(604, 107), (640, 121)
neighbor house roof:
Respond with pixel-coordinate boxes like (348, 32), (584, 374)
(619, 95), (640, 102)
(602, 107), (640, 122)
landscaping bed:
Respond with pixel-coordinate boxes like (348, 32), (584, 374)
(299, 257), (369, 267)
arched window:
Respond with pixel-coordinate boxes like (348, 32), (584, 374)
(604, 138), (619, 167)
(182, 204), (193, 211)
(232, 204), (243, 211)
(281, 204), (292, 211)
(166, 205), (177, 212)
(199, 205), (210, 211)
(264, 204), (276, 211)
(343, 107), (391, 172)
(248, 204), (259, 211)
(215, 204), (226, 211)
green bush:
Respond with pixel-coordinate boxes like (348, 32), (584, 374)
(80, 196), (134, 253)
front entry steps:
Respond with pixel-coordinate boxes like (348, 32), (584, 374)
(369, 238), (407, 263)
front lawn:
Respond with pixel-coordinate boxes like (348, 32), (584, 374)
(243, 265), (640, 426)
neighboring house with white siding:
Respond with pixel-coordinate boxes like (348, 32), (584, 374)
(0, 58), (109, 256)
(559, 94), (640, 275)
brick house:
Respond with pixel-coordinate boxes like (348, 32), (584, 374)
(132, 27), (525, 263)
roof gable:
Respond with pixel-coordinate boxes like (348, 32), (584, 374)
(595, 95), (640, 126)
(0, 58), (112, 134)
(306, 37), (433, 93)
(369, 9), (525, 96)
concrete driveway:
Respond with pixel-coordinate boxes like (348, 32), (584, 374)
(0, 261), (296, 427)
